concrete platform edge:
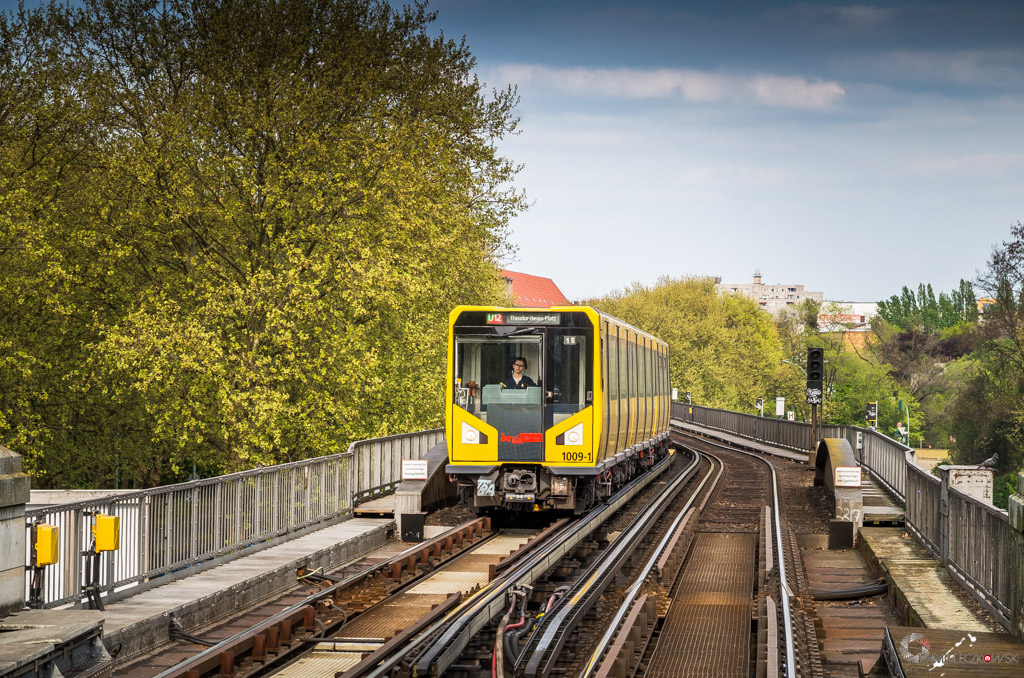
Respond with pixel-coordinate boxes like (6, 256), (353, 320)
(858, 527), (988, 633)
(105, 520), (394, 665)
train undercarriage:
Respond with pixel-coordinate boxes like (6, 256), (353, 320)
(451, 439), (671, 515)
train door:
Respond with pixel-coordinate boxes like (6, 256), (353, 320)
(543, 329), (590, 430)
(625, 331), (635, 448)
(638, 339), (648, 442)
(608, 324), (621, 454)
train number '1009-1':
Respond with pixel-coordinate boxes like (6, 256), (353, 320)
(561, 451), (592, 462)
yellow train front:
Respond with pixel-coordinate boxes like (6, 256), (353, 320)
(445, 306), (671, 513)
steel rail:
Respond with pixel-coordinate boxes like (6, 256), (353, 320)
(151, 518), (490, 678)
(578, 449), (720, 677)
(405, 453), (683, 678)
(519, 450), (703, 677)
(674, 430), (798, 678)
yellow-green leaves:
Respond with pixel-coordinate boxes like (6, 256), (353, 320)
(0, 0), (521, 486)
(588, 277), (783, 412)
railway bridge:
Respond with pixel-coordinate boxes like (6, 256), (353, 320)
(3, 403), (1024, 678)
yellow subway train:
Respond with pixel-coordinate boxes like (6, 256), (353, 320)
(445, 306), (672, 513)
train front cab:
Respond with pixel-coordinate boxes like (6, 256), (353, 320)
(446, 307), (598, 511)
(446, 306), (671, 513)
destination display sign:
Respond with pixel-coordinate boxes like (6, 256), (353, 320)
(486, 312), (560, 325)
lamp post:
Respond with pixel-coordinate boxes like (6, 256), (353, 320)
(897, 399), (911, 446)
(781, 359), (806, 376)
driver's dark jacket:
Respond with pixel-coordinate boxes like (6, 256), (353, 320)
(500, 374), (535, 389)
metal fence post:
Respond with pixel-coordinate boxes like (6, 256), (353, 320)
(937, 465), (951, 565)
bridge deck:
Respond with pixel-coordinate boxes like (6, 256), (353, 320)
(353, 495), (396, 516)
(861, 474), (904, 525)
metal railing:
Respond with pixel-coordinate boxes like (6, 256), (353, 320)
(349, 428), (444, 505)
(673, 402), (813, 452)
(672, 402), (914, 500)
(947, 485), (1012, 625)
(676, 401), (1017, 632)
(904, 463), (942, 555)
(25, 428), (443, 609)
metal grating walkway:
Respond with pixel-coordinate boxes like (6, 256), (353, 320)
(646, 532), (755, 677)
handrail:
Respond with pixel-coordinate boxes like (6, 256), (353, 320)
(24, 428), (443, 609)
(675, 400), (1016, 635)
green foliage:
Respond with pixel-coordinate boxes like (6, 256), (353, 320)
(0, 0), (522, 486)
(587, 277), (782, 413)
(937, 221), (1024, 473)
(877, 280), (977, 333)
(993, 471), (1018, 511)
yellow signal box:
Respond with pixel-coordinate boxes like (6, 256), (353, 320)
(93, 514), (120, 552)
(33, 524), (60, 566)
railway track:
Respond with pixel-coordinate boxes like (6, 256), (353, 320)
(126, 426), (824, 678)
(121, 520), (497, 678)
(669, 431), (817, 678)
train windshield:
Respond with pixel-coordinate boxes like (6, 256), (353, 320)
(453, 335), (543, 411)
(454, 334), (544, 460)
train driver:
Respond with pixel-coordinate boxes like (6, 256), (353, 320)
(500, 357), (536, 389)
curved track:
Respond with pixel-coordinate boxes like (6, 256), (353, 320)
(135, 424), (815, 678)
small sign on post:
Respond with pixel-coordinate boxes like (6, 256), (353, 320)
(834, 466), (863, 488)
(401, 459), (429, 481)
(672, 387), (678, 401)
(775, 397), (785, 417)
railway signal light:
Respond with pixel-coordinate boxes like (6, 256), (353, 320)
(866, 401), (878, 424)
(806, 347), (824, 404)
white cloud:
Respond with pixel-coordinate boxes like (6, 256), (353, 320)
(489, 65), (846, 110)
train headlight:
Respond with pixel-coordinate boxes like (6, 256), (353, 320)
(565, 423), (583, 445)
(461, 421), (487, 444)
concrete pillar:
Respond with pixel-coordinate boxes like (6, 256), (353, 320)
(1006, 471), (1024, 638)
(0, 444), (31, 617)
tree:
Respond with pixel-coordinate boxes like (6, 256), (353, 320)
(877, 280), (977, 333)
(588, 277), (783, 413)
(0, 0), (524, 486)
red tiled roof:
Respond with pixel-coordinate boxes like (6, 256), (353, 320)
(500, 269), (571, 307)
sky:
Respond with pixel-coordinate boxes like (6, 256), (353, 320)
(3, 1), (1022, 303)
(424, 0), (1024, 302)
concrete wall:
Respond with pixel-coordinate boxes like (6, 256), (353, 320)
(0, 445), (30, 617)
